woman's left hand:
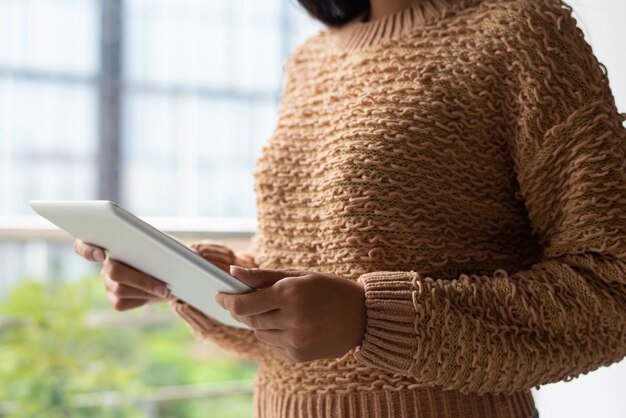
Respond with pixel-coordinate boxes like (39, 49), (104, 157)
(215, 266), (366, 363)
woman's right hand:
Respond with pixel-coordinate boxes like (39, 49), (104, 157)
(73, 239), (172, 311)
(73, 238), (247, 312)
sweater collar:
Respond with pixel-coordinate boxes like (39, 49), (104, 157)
(324, 0), (486, 52)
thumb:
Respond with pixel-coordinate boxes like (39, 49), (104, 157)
(229, 266), (307, 290)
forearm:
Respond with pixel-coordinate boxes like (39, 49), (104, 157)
(171, 298), (267, 360)
(353, 252), (626, 394)
(170, 238), (264, 360)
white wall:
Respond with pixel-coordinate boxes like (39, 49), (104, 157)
(566, 0), (626, 113)
(532, 360), (626, 418)
(531, 4), (625, 418)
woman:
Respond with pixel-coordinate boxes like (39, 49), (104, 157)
(75, 0), (626, 417)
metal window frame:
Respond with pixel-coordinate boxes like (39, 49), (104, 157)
(98, 0), (123, 202)
(1, 0), (289, 212)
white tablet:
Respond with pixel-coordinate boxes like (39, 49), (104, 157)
(29, 200), (252, 329)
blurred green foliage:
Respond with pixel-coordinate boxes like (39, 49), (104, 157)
(0, 277), (257, 418)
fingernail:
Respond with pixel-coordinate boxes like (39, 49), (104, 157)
(93, 250), (105, 262)
(230, 265), (244, 275)
(154, 285), (168, 298)
(215, 293), (223, 307)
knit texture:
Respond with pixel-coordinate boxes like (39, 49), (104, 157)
(171, 0), (626, 416)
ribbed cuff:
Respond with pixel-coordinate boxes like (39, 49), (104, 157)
(353, 271), (421, 374)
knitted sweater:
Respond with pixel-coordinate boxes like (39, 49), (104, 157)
(171, 0), (626, 417)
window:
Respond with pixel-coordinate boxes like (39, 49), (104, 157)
(0, 0), (319, 217)
(0, 2), (320, 416)
(0, 0), (320, 285)
(0, 0), (99, 215)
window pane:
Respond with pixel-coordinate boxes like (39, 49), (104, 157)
(231, 22), (281, 91)
(122, 92), (259, 217)
(286, 0), (323, 52)
(124, 0), (231, 87)
(0, 0), (98, 75)
(0, 0), (321, 286)
(198, 165), (256, 218)
(250, 99), (279, 155)
(0, 79), (97, 215)
(124, 0), (284, 91)
(233, 0), (281, 21)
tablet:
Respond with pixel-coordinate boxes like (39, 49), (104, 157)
(29, 200), (252, 329)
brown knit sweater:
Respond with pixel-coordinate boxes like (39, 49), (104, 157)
(171, 0), (626, 417)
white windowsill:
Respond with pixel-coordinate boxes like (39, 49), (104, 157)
(0, 216), (257, 241)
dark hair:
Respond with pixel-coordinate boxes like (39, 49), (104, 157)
(296, 0), (370, 27)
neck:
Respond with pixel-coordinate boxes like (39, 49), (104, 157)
(367, 0), (426, 21)
(327, 0), (480, 52)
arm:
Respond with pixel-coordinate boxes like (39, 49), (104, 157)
(170, 235), (269, 361)
(170, 42), (306, 360)
(351, 2), (626, 394)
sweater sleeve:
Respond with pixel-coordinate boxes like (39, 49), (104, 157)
(170, 235), (269, 361)
(351, 1), (626, 395)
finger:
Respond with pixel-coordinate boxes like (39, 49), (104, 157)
(106, 292), (149, 311)
(191, 242), (233, 262)
(253, 329), (288, 348)
(216, 286), (279, 316)
(146, 297), (169, 305)
(104, 276), (161, 300)
(255, 332), (287, 352)
(74, 239), (106, 262)
(191, 239), (227, 248)
(229, 266), (307, 289)
(208, 260), (231, 274)
(233, 253), (256, 269)
(232, 309), (288, 330)
(247, 320), (295, 359)
(102, 259), (170, 299)
(198, 250), (233, 266)
(190, 243), (235, 273)
(265, 344), (293, 362)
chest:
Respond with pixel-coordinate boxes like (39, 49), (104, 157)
(257, 42), (515, 203)
(250, 40), (528, 276)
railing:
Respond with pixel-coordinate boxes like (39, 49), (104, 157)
(0, 216), (256, 241)
(0, 215), (256, 293)
(0, 380), (254, 417)
(0, 218), (257, 417)
(0, 306), (255, 417)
